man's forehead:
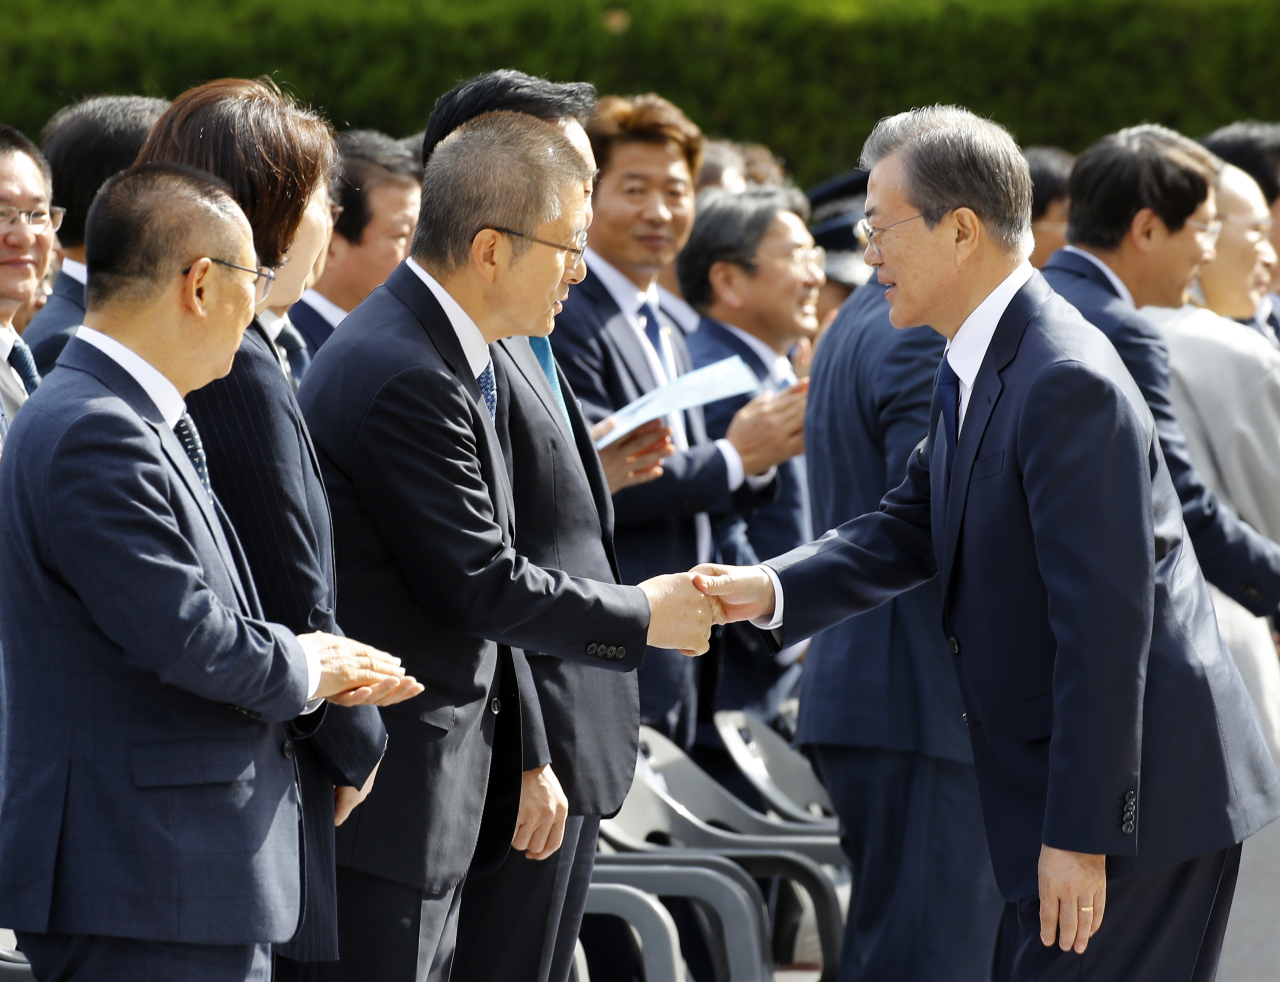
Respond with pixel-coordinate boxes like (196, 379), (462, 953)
(0, 151), (50, 204)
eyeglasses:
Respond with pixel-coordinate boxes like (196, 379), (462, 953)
(329, 205), (345, 224)
(1185, 219), (1223, 246)
(1223, 214), (1275, 240)
(490, 227), (588, 272)
(746, 245), (827, 274)
(0, 206), (65, 235)
(855, 208), (951, 250)
(182, 258), (277, 304)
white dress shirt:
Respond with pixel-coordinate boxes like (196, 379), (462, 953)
(0, 326), (28, 394)
(300, 288), (349, 330)
(256, 308), (290, 344)
(76, 325), (323, 704)
(60, 257), (87, 285)
(755, 262), (1034, 631)
(406, 258), (492, 381)
(1063, 245), (1134, 308)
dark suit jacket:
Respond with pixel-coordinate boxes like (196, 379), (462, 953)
(0, 338), (312, 941)
(491, 336), (640, 817)
(686, 317), (809, 714)
(298, 262), (649, 892)
(792, 283), (970, 762)
(551, 270), (772, 743)
(21, 270), (84, 376)
(768, 273), (1280, 900)
(1044, 248), (1280, 616)
(186, 318), (386, 960)
(289, 295), (339, 361)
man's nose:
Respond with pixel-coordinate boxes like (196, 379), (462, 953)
(642, 193), (672, 224)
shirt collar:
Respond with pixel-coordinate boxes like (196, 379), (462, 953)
(585, 247), (659, 320)
(944, 262), (1035, 391)
(257, 307), (289, 342)
(1063, 245), (1135, 308)
(657, 285), (700, 334)
(405, 258), (492, 380)
(299, 288), (349, 329)
(60, 258), (87, 285)
(717, 320), (796, 387)
(75, 326), (186, 428)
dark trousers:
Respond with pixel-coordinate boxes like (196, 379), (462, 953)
(1006, 844), (1241, 982)
(307, 865), (461, 982)
(811, 744), (1004, 982)
(15, 932), (269, 982)
(452, 814), (600, 982)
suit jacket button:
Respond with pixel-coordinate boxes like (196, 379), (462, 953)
(491, 698), (501, 715)
(1122, 820), (1135, 834)
(1125, 790), (1136, 803)
(281, 740), (293, 759)
(948, 637), (960, 655)
(616, 647), (626, 658)
(587, 643), (597, 654)
(607, 646), (617, 658)
(962, 713), (968, 723)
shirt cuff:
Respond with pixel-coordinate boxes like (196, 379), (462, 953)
(751, 564), (784, 631)
(302, 642), (323, 714)
(717, 439), (745, 491)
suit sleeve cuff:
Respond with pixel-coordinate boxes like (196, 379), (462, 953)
(302, 641), (323, 714)
(752, 564), (785, 630)
(717, 439), (746, 491)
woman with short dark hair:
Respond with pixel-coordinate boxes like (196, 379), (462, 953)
(136, 77), (390, 975)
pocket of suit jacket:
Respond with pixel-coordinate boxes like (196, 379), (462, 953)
(129, 739), (258, 787)
(378, 677), (457, 733)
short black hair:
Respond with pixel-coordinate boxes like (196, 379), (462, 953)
(676, 186), (810, 311)
(1023, 146), (1075, 220)
(1200, 121), (1280, 206)
(1068, 125), (1221, 251)
(40, 96), (170, 248)
(332, 130), (421, 245)
(422, 70), (597, 162)
(0, 124), (51, 192)
(85, 162), (242, 308)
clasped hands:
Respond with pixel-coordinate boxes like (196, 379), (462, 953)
(298, 632), (425, 708)
(639, 563), (780, 655)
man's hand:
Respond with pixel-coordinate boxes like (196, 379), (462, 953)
(639, 572), (725, 655)
(334, 761), (380, 827)
(512, 764), (568, 861)
(298, 632), (424, 706)
(725, 379), (808, 475)
(690, 563), (777, 624)
(1038, 844), (1106, 954)
(591, 417), (674, 494)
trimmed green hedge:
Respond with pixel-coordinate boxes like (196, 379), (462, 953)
(3, 0), (1279, 187)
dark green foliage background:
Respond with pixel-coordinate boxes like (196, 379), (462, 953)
(3, 0), (1277, 187)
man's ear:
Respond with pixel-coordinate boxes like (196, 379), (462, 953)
(708, 261), (747, 310)
(1127, 208), (1161, 254)
(470, 229), (503, 284)
(952, 208), (982, 266)
(180, 257), (215, 318)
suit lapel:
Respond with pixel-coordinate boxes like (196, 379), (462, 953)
(499, 336), (577, 450)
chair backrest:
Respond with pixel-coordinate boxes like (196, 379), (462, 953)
(714, 711), (836, 823)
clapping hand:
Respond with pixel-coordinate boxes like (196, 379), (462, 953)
(689, 563), (778, 624)
(299, 632), (425, 707)
(639, 572), (726, 655)
(591, 417), (674, 494)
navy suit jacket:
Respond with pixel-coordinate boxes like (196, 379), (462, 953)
(686, 318), (810, 713)
(21, 270), (84, 376)
(552, 270), (772, 742)
(491, 336), (640, 816)
(186, 318), (386, 960)
(1044, 249), (1280, 617)
(0, 338), (312, 941)
(768, 273), (1280, 900)
(793, 283), (970, 762)
(289, 295), (339, 361)
(299, 263), (649, 892)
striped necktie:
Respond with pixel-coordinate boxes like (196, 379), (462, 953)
(173, 413), (212, 500)
(8, 337), (40, 395)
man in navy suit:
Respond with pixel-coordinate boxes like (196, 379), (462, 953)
(552, 94), (804, 748)
(1043, 126), (1280, 626)
(22, 95), (169, 375)
(0, 163), (414, 982)
(681, 186), (815, 728)
(299, 113), (719, 982)
(695, 106), (1280, 982)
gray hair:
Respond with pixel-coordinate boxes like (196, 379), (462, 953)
(676, 186), (810, 311)
(860, 105), (1033, 256)
(412, 110), (591, 271)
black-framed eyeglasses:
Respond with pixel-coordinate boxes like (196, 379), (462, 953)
(489, 227), (588, 272)
(855, 208), (953, 250)
(182, 258), (276, 304)
(0, 206), (65, 235)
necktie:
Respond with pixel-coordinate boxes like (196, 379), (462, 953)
(528, 336), (573, 430)
(275, 321), (312, 388)
(8, 337), (40, 395)
(640, 301), (677, 383)
(173, 412), (212, 500)
(936, 356), (960, 481)
(477, 362), (497, 422)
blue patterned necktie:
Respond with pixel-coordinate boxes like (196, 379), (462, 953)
(936, 355), (960, 482)
(173, 412), (212, 500)
(528, 336), (572, 430)
(477, 362), (497, 422)
(8, 336), (40, 395)
(640, 301), (677, 382)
